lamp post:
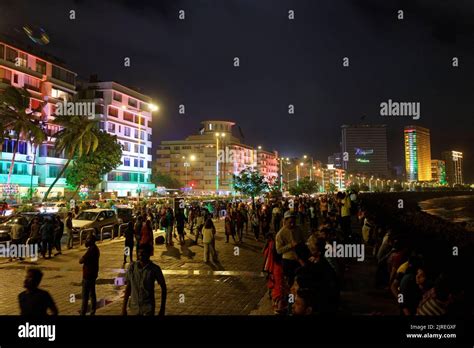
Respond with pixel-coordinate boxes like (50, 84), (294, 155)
(215, 133), (225, 195)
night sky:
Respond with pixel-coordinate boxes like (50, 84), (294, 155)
(1, 0), (473, 181)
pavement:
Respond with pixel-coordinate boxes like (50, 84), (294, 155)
(0, 217), (398, 316)
(0, 219), (269, 315)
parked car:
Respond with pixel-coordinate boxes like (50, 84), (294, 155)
(0, 212), (58, 243)
(72, 209), (118, 235)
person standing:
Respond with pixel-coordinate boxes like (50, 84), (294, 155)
(194, 210), (205, 245)
(340, 193), (352, 242)
(65, 212), (74, 249)
(224, 209), (236, 243)
(140, 219), (154, 256)
(275, 211), (306, 291)
(79, 234), (100, 315)
(9, 218), (25, 261)
(54, 215), (64, 256)
(272, 204), (282, 233)
(124, 217), (135, 266)
(164, 208), (174, 246)
(40, 218), (55, 259)
(251, 210), (260, 241)
(134, 215), (143, 260)
(122, 244), (167, 316)
(202, 218), (217, 263)
(18, 268), (58, 317)
(175, 209), (186, 245)
(28, 217), (41, 255)
(235, 207), (245, 243)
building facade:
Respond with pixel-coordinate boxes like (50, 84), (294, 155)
(431, 159), (447, 185)
(322, 164), (346, 192)
(81, 79), (155, 197)
(404, 126), (432, 182)
(155, 120), (277, 194)
(0, 37), (76, 197)
(341, 124), (389, 178)
(442, 150), (463, 186)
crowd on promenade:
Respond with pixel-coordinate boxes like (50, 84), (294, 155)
(13, 190), (473, 317)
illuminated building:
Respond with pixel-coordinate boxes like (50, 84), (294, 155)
(341, 124), (389, 178)
(442, 150), (463, 185)
(0, 37), (76, 197)
(404, 126), (432, 182)
(328, 153), (343, 169)
(322, 164), (346, 192)
(431, 160), (446, 185)
(82, 77), (155, 197)
(155, 121), (277, 194)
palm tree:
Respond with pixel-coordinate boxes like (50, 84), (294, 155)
(43, 115), (99, 201)
(0, 86), (45, 184)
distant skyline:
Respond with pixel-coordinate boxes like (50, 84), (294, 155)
(1, 0), (472, 181)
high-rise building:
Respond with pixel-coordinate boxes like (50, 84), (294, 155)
(322, 164), (346, 192)
(81, 78), (156, 197)
(404, 126), (432, 182)
(442, 150), (463, 186)
(155, 120), (277, 194)
(431, 160), (446, 185)
(328, 152), (343, 169)
(0, 37), (76, 197)
(341, 124), (389, 178)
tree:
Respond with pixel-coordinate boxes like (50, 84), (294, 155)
(65, 131), (123, 199)
(360, 183), (370, 192)
(43, 115), (99, 201)
(289, 177), (319, 196)
(151, 171), (183, 189)
(0, 86), (46, 183)
(328, 183), (337, 193)
(232, 168), (269, 206)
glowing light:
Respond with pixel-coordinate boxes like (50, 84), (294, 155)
(148, 103), (159, 112)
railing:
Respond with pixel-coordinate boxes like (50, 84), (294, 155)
(99, 225), (115, 242)
(113, 223), (129, 239)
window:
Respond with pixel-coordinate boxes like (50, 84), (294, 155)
(134, 129), (139, 139)
(148, 161), (152, 169)
(13, 74), (18, 84)
(123, 157), (130, 166)
(134, 158), (138, 167)
(36, 59), (46, 74)
(124, 127), (131, 137)
(5, 47), (18, 63)
(107, 122), (115, 132)
(148, 133), (152, 142)
(2, 140), (27, 154)
(123, 111), (134, 122)
(52, 65), (75, 85)
(0, 68), (12, 81)
(113, 92), (122, 102)
(24, 75), (40, 90)
(128, 98), (137, 108)
(108, 106), (118, 118)
(0, 44), (4, 60)
(48, 165), (63, 178)
(94, 91), (104, 98)
(51, 88), (70, 101)
(140, 131), (145, 140)
(134, 115), (144, 125)
(147, 120), (152, 128)
(123, 142), (130, 151)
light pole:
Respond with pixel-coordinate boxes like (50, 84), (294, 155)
(303, 155), (315, 181)
(215, 133), (225, 195)
(182, 154), (196, 191)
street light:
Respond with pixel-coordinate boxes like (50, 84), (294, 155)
(148, 103), (159, 112)
(215, 133), (225, 194)
(183, 154), (196, 190)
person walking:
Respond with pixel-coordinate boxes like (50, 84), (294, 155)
(164, 208), (174, 246)
(122, 244), (167, 316)
(18, 268), (58, 317)
(175, 209), (186, 245)
(65, 212), (74, 249)
(224, 209), (236, 243)
(28, 217), (41, 255)
(79, 234), (100, 315)
(54, 215), (64, 256)
(251, 210), (260, 241)
(194, 210), (205, 245)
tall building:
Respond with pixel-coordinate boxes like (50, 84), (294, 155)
(0, 37), (76, 197)
(431, 160), (446, 185)
(404, 126), (432, 182)
(442, 150), (463, 186)
(322, 164), (346, 192)
(81, 78), (156, 197)
(328, 152), (343, 169)
(341, 124), (389, 178)
(155, 120), (277, 194)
